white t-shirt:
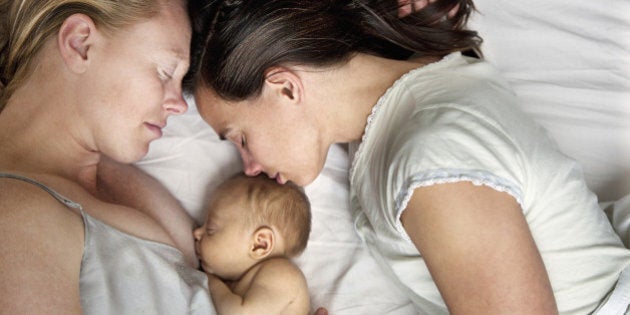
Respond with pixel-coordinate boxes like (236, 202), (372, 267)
(349, 52), (630, 314)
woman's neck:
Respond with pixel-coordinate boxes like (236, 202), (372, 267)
(310, 53), (439, 144)
(0, 85), (101, 191)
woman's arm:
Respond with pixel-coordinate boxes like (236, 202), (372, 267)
(96, 157), (198, 267)
(400, 181), (558, 315)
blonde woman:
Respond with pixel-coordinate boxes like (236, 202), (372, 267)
(0, 0), (216, 313)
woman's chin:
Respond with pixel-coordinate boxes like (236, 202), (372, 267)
(292, 173), (319, 187)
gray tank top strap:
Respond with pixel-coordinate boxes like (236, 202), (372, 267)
(0, 173), (83, 210)
(0, 173), (215, 313)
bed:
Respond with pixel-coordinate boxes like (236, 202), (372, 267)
(136, 0), (630, 313)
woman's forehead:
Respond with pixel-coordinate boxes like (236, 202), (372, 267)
(194, 87), (258, 133)
(194, 88), (231, 126)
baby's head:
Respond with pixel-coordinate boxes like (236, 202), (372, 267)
(193, 173), (311, 280)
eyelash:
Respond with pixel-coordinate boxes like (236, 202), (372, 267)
(158, 69), (173, 81)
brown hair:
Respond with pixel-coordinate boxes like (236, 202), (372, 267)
(216, 173), (312, 257)
(188, 0), (481, 100)
(0, 0), (165, 111)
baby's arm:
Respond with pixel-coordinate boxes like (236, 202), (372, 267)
(207, 258), (310, 315)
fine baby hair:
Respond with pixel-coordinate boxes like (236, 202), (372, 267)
(213, 173), (312, 256)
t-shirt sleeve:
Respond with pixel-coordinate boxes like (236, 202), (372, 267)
(385, 104), (526, 241)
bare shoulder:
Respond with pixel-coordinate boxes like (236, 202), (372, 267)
(248, 257), (310, 314)
(256, 257), (307, 285)
(0, 176), (84, 232)
(0, 175), (84, 224)
(0, 177), (84, 312)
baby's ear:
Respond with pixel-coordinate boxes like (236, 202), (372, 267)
(250, 226), (275, 260)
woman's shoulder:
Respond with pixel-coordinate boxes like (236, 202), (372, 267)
(0, 173), (85, 248)
(0, 172), (177, 249)
(0, 173), (85, 311)
(0, 173), (84, 222)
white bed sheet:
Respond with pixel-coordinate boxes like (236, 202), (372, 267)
(136, 0), (630, 313)
(469, 0), (630, 202)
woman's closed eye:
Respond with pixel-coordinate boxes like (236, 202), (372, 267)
(158, 68), (173, 81)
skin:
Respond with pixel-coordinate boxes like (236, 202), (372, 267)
(401, 183), (557, 314)
(193, 185), (310, 315)
(196, 54), (432, 186)
(194, 188), (260, 280)
(0, 1), (192, 312)
(196, 51), (558, 314)
(195, 71), (327, 186)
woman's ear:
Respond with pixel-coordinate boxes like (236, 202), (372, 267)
(250, 226), (275, 260)
(58, 14), (97, 73)
(264, 67), (303, 104)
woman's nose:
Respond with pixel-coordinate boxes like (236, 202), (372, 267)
(164, 84), (188, 115)
(241, 152), (262, 177)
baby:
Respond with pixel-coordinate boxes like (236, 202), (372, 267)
(193, 173), (312, 315)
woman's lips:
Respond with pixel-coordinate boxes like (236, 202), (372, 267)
(145, 122), (164, 138)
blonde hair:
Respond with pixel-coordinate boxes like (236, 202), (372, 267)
(0, 0), (164, 110)
(216, 173), (312, 257)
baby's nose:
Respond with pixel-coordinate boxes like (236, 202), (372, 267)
(192, 226), (203, 240)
